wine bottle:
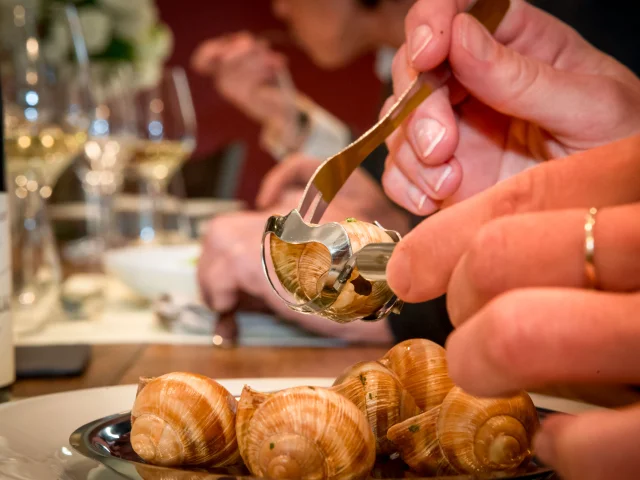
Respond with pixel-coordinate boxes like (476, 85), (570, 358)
(0, 75), (16, 402)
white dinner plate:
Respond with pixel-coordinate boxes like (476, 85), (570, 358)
(0, 378), (606, 480)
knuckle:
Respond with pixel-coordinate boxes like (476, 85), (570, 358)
(597, 80), (640, 135)
(465, 219), (511, 296)
(394, 141), (417, 170)
(381, 169), (406, 210)
(381, 162), (401, 192)
(445, 282), (465, 327)
(491, 166), (544, 218)
(381, 169), (397, 201)
(493, 52), (542, 108)
(483, 292), (536, 381)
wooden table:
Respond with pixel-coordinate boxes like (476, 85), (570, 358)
(10, 344), (388, 398)
(10, 345), (640, 409)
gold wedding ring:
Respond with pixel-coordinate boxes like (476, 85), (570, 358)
(584, 207), (599, 289)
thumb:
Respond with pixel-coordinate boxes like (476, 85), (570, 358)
(449, 13), (630, 145)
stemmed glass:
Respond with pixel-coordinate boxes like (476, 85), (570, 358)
(0, 1), (91, 334)
(59, 65), (137, 319)
(128, 66), (196, 245)
(77, 64), (136, 249)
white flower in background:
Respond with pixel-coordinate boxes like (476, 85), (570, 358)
(1, 0), (173, 91)
(108, 0), (158, 43)
(77, 7), (112, 55)
(135, 24), (173, 63)
(99, 0), (154, 17)
(135, 59), (161, 90)
(133, 25), (173, 88)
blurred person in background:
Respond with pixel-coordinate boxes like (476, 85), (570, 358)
(193, 0), (640, 345)
(193, 0), (425, 345)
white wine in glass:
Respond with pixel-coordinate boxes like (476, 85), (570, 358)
(0, 2), (91, 335)
(4, 122), (87, 189)
(128, 66), (197, 244)
(129, 138), (195, 186)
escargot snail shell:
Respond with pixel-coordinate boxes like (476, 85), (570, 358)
(385, 405), (457, 476)
(241, 385), (376, 480)
(269, 219), (394, 322)
(130, 372), (240, 467)
(388, 386), (540, 475)
(236, 385), (272, 465)
(379, 338), (455, 411)
(237, 380), (371, 464)
(332, 361), (421, 454)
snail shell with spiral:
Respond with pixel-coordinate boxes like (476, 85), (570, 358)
(237, 385), (376, 480)
(332, 360), (421, 455)
(379, 338), (455, 411)
(387, 386), (540, 476)
(130, 372), (241, 467)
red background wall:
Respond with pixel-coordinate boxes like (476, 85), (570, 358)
(156, 0), (383, 206)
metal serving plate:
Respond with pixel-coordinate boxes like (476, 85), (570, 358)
(70, 409), (557, 480)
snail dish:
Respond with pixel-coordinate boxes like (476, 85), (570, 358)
(130, 339), (541, 479)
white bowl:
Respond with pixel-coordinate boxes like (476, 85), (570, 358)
(103, 244), (201, 301)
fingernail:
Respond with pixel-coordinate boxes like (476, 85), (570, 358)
(414, 118), (446, 158)
(461, 14), (494, 61)
(533, 430), (557, 467)
(387, 242), (412, 297)
(407, 183), (428, 212)
(420, 163), (453, 193)
(410, 24), (433, 62)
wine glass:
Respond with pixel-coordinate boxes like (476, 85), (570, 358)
(1, 2), (90, 188)
(0, 1), (91, 335)
(128, 66), (196, 245)
(77, 64), (137, 247)
(59, 65), (137, 319)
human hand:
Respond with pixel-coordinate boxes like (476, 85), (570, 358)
(257, 153), (411, 235)
(386, 134), (640, 480)
(446, 203), (640, 480)
(191, 31), (290, 125)
(381, 0), (640, 215)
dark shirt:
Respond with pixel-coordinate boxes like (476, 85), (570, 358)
(359, 0), (639, 346)
(533, 0), (640, 77)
